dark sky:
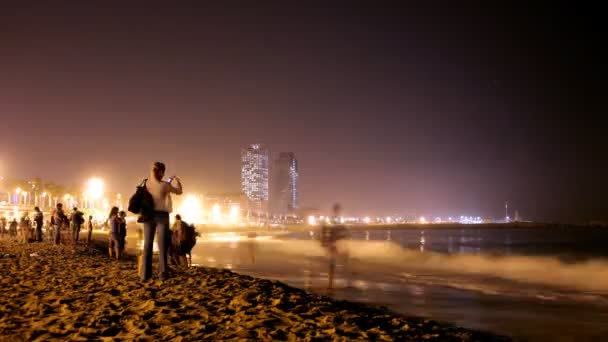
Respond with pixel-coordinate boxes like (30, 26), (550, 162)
(0, 2), (606, 222)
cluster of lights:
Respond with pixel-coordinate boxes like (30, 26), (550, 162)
(176, 194), (242, 226)
(305, 214), (488, 226)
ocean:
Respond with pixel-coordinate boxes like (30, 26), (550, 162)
(186, 226), (608, 341)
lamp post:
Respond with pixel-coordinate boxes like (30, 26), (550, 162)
(86, 178), (104, 210)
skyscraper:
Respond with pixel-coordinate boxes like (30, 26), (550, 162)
(271, 152), (298, 215)
(241, 144), (269, 212)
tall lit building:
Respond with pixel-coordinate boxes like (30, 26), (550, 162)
(241, 144), (269, 212)
(271, 152), (298, 215)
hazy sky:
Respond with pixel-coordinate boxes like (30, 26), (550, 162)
(0, 2), (606, 221)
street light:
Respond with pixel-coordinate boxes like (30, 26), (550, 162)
(87, 178), (104, 209)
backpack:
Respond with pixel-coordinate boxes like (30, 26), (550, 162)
(73, 212), (84, 225)
(179, 222), (198, 252)
(128, 179), (154, 220)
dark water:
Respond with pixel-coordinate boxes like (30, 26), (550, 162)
(134, 226), (608, 341)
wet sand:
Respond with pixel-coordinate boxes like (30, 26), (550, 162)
(0, 240), (510, 341)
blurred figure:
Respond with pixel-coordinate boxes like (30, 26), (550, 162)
(19, 216), (30, 242)
(118, 211), (127, 258)
(140, 162), (182, 281)
(33, 207), (44, 242)
(9, 218), (18, 237)
(0, 216), (6, 237)
(71, 207), (85, 243)
(52, 203), (68, 245)
(246, 231), (257, 263)
(86, 215), (94, 245)
(170, 214), (197, 268)
(108, 207), (120, 259)
(320, 203), (349, 290)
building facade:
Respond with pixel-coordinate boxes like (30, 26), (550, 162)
(271, 152), (298, 215)
(241, 144), (269, 213)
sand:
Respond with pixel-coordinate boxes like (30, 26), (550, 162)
(0, 239), (511, 341)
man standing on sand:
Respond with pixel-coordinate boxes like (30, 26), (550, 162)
(87, 215), (94, 245)
(52, 203), (68, 245)
(71, 207), (85, 243)
(140, 162), (183, 281)
(33, 207), (44, 242)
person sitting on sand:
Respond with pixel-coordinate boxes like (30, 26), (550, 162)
(108, 207), (121, 259)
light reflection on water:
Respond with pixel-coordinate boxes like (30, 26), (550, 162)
(125, 227), (608, 341)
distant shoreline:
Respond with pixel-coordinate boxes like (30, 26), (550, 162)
(195, 221), (608, 234)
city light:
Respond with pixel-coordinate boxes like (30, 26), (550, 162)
(363, 216), (371, 224)
(87, 177), (104, 200)
(211, 204), (221, 224)
(419, 216), (427, 224)
(307, 215), (317, 226)
(177, 194), (204, 224)
(229, 204), (240, 223)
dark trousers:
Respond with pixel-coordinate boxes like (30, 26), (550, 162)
(73, 224), (81, 242)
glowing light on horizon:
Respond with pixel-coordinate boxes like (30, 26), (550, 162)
(87, 178), (104, 200)
(229, 204), (240, 223)
(419, 216), (427, 224)
(211, 204), (221, 224)
(307, 215), (316, 226)
(177, 194), (204, 224)
(363, 216), (371, 224)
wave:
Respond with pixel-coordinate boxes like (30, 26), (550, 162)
(263, 238), (608, 294)
(338, 240), (608, 293)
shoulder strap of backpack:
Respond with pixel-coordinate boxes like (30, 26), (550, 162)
(138, 178), (148, 187)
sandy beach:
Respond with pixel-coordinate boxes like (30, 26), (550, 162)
(0, 239), (510, 341)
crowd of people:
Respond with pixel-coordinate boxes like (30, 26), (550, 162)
(0, 205), (96, 245)
(2, 161), (343, 287)
(1, 162), (198, 282)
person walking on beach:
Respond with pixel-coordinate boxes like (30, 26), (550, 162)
(51, 203), (68, 245)
(108, 207), (121, 259)
(140, 162), (183, 281)
(71, 207), (85, 244)
(86, 215), (94, 245)
(320, 203), (349, 290)
(33, 207), (44, 242)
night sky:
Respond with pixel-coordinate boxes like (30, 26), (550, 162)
(0, 2), (606, 222)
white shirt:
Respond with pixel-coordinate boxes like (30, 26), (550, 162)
(146, 178), (174, 212)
